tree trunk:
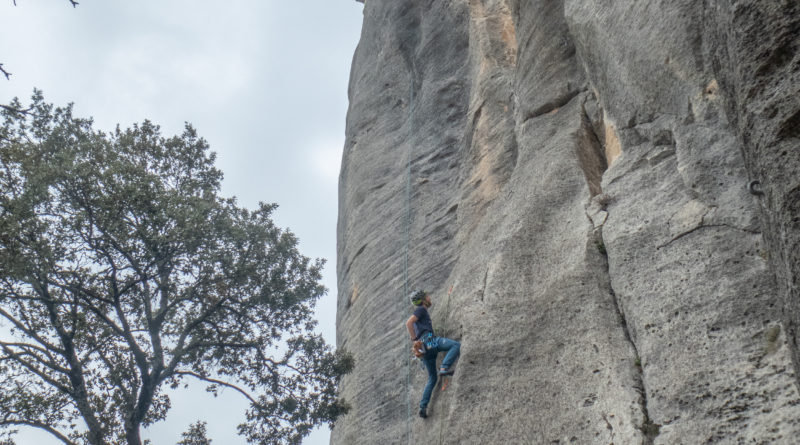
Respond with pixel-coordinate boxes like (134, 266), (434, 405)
(124, 419), (142, 445)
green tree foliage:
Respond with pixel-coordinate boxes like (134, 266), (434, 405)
(177, 422), (212, 445)
(0, 91), (353, 445)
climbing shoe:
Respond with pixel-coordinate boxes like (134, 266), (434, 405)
(439, 367), (454, 376)
(418, 408), (427, 419)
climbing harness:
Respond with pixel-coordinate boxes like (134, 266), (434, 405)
(423, 331), (439, 350)
(412, 332), (438, 358)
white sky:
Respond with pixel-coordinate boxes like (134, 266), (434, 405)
(0, 1), (364, 444)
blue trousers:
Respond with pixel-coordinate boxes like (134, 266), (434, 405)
(420, 337), (460, 410)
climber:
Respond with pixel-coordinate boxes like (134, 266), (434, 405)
(405, 289), (460, 419)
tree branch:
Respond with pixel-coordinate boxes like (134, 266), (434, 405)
(0, 104), (35, 115)
(3, 291), (131, 348)
(0, 306), (65, 354)
(33, 280), (106, 444)
(48, 277), (114, 305)
(110, 285), (151, 376)
(187, 341), (255, 349)
(162, 297), (228, 376)
(76, 208), (153, 380)
(0, 418), (77, 445)
(81, 204), (161, 375)
(162, 275), (223, 316)
(0, 345), (72, 394)
(44, 278), (134, 343)
(0, 341), (70, 375)
(174, 370), (260, 407)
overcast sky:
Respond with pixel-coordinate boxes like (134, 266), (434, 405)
(0, 1), (363, 443)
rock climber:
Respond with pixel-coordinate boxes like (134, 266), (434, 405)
(405, 289), (460, 419)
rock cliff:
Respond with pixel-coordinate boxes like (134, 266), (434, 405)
(334, 1), (800, 443)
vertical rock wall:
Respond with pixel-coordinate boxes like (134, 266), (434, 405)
(335, 1), (800, 443)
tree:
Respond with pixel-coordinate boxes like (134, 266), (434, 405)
(0, 91), (353, 445)
(177, 422), (212, 445)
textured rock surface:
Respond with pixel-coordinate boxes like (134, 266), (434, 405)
(335, 1), (800, 444)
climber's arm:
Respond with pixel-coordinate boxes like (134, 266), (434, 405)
(406, 315), (418, 340)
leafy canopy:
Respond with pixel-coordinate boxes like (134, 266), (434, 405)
(0, 91), (352, 445)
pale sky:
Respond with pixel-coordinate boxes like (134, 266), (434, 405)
(0, 1), (364, 444)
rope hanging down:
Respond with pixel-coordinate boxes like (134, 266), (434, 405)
(403, 64), (417, 445)
(401, 57), (456, 445)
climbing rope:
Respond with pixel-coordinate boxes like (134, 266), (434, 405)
(400, 66), (455, 443)
(400, 45), (456, 445)
(403, 62), (417, 445)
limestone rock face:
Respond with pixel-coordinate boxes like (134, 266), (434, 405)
(334, 1), (800, 444)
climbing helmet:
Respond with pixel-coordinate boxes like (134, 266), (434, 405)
(410, 289), (427, 306)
